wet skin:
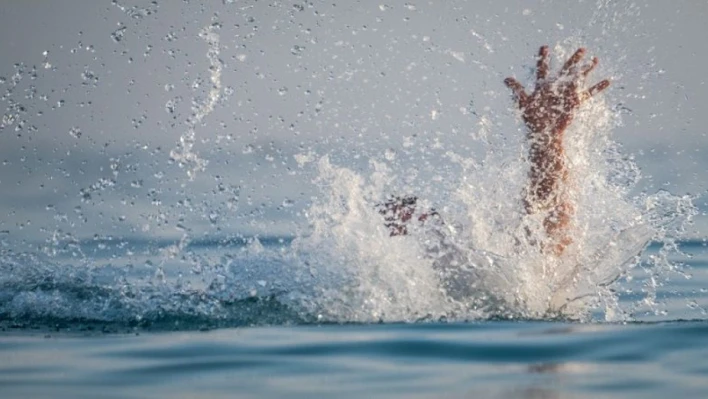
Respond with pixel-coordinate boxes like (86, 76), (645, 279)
(505, 46), (610, 255)
(383, 46), (610, 257)
(378, 196), (435, 236)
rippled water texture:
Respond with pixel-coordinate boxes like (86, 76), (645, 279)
(2, 321), (708, 399)
(1, 0), (707, 398)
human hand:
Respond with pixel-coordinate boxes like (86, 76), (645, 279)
(504, 46), (610, 135)
(377, 196), (438, 236)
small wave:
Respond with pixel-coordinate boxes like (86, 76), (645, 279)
(0, 252), (311, 333)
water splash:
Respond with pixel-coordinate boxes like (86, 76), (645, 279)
(169, 22), (223, 181)
(0, 1), (702, 330)
(3, 48), (694, 326)
(290, 157), (455, 322)
(0, 249), (309, 331)
(291, 50), (696, 322)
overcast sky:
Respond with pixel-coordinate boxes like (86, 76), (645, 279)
(1, 1), (707, 250)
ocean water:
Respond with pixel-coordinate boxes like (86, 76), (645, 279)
(1, 1), (707, 398)
(2, 321), (708, 399)
(1, 240), (707, 398)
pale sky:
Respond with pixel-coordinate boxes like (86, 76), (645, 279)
(1, 0), (707, 250)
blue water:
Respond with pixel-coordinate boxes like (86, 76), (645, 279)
(2, 322), (708, 398)
(1, 3), (705, 391)
(1, 240), (707, 398)
(1, 2), (706, 397)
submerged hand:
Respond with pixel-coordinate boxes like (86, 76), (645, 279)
(504, 46), (610, 136)
(378, 196), (438, 236)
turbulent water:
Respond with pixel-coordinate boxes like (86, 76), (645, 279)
(1, 1), (707, 398)
(0, 235), (703, 332)
(2, 239), (708, 398)
(1, 65), (697, 326)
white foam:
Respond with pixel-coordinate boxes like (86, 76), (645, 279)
(294, 46), (695, 322)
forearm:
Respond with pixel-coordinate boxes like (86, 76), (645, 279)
(526, 128), (568, 206)
(506, 46), (609, 256)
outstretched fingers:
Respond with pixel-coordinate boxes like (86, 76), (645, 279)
(581, 79), (611, 102)
(537, 45), (550, 82)
(561, 48), (586, 75)
(504, 77), (528, 106)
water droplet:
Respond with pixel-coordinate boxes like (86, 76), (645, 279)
(278, 87), (288, 96)
(282, 198), (295, 208)
(291, 45), (305, 56)
(165, 99), (176, 114)
(81, 69), (98, 85)
(209, 212), (219, 224)
(164, 31), (178, 42)
(384, 148), (397, 161)
(242, 144), (255, 154)
(111, 26), (127, 43)
(69, 127), (82, 138)
(80, 189), (92, 202)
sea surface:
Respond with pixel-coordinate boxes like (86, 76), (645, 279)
(1, 240), (707, 399)
(1, 3), (706, 398)
(2, 321), (708, 398)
